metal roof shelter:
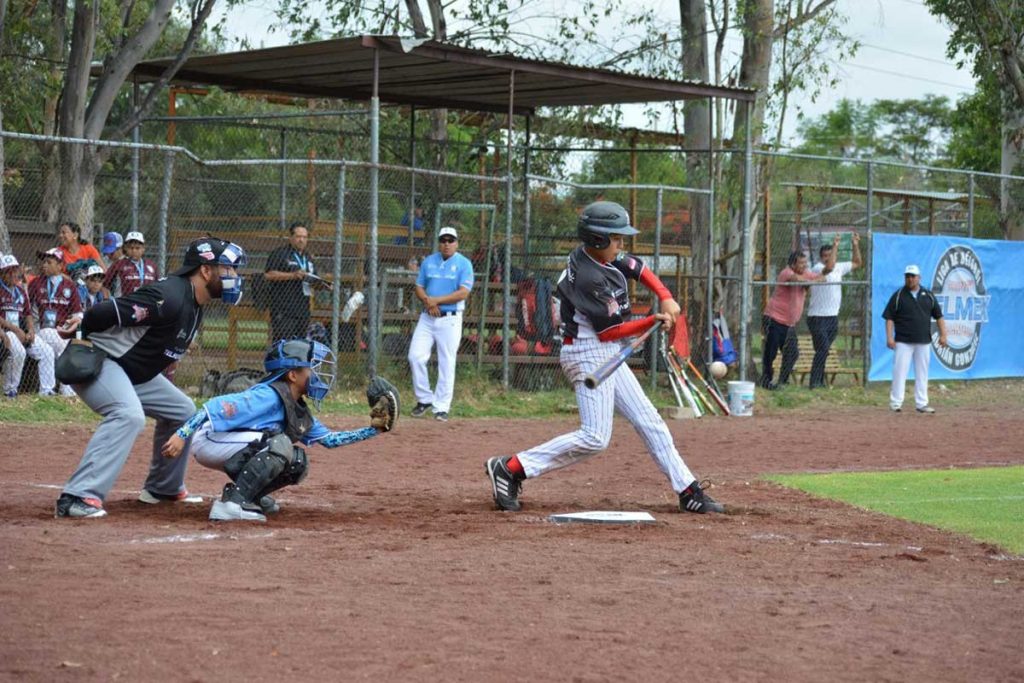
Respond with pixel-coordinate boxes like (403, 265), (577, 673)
(123, 35), (758, 380)
(128, 35), (755, 114)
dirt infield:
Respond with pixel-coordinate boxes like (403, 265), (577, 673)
(1, 406), (1022, 682)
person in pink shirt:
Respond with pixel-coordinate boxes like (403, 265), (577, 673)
(760, 251), (823, 389)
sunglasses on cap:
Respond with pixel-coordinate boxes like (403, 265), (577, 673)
(439, 237), (457, 244)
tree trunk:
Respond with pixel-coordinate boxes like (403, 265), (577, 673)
(680, 0), (712, 354)
(1001, 87), (1024, 239)
(39, 0), (67, 229)
(724, 0), (774, 376)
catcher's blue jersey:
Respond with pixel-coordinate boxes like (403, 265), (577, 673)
(204, 383), (330, 445)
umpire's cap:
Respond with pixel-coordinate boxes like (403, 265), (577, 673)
(171, 237), (247, 277)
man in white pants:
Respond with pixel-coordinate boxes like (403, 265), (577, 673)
(882, 264), (948, 413)
(0, 255), (57, 397)
(27, 248), (82, 396)
(407, 226), (474, 422)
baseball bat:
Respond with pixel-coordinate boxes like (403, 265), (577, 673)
(686, 358), (731, 416)
(584, 320), (663, 389)
(663, 348), (703, 417)
(667, 347), (719, 415)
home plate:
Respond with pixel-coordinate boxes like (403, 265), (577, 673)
(548, 511), (657, 525)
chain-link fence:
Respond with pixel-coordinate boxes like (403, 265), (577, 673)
(3, 129), (1024, 401)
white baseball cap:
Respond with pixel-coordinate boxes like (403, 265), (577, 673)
(125, 231), (145, 244)
(438, 226), (458, 240)
(85, 265), (105, 278)
(904, 264), (921, 276)
(0, 254), (19, 270)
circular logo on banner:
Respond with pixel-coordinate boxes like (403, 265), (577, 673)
(931, 246), (990, 372)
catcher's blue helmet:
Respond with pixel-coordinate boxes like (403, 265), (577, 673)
(262, 338), (336, 408)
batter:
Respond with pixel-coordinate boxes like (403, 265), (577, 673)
(485, 201), (724, 514)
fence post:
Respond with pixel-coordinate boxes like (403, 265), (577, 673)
(739, 100), (753, 381)
(368, 50), (381, 378)
(863, 161), (874, 386)
(279, 128), (287, 230)
(650, 187), (663, 392)
(408, 105), (416, 246)
(131, 79), (141, 232)
(156, 150), (176, 276)
(967, 173), (975, 238)
(331, 164), (346, 361)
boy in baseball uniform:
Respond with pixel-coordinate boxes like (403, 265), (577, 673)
(162, 338), (398, 522)
(1, 254), (58, 397)
(485, 201), (723, 515)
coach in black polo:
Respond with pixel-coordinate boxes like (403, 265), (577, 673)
(882, 263), (948, 414)
(264, 222), (317, 341)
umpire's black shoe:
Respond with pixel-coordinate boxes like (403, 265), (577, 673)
(55, 493), (107, 519)
(411, 402), (432, 417)
(485, 456), (523, 511)
(678, 480), (725, 514)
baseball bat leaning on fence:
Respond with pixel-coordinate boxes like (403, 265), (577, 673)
(662, 344), (703, 417)
(685, 357), (731, 416)
(666, 347), (719, 415)
(584, 321), (663, 389)
(661, 348), (685, 409)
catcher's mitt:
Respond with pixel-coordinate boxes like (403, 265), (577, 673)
(367, 376), (399, 432)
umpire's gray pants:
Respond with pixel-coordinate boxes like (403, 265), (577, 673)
(62, 359), (196, 502)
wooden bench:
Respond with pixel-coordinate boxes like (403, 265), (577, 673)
(771, 335), (861, 386)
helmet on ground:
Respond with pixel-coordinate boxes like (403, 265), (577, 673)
(262, 338), (336, 409)
(577, 201), (639, 249)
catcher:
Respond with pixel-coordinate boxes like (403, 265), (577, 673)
(161, 338), (399, 522)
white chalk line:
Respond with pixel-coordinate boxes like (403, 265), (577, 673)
(751, 532), (923, 552)
(128, 531), (276, 545)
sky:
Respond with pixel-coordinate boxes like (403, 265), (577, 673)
(213, 0), (977, 146)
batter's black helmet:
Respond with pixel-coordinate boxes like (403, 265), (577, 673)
(577, 201), (639, 249)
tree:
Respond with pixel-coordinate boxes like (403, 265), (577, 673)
(0, 0), (8, 253)
(925, 0), (1024, 239)
(2, 0), (220, 238)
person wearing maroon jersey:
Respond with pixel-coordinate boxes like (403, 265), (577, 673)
(104, 231), (158, 297)
(28, 248), (82, 396)
(1, 254), (57, 397)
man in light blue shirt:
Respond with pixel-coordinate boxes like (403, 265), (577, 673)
(408, 226), (474, 422)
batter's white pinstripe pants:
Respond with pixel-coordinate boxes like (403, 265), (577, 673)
(516, 337), (696, 494)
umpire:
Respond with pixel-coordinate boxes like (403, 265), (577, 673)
(55, 238), (248, 519)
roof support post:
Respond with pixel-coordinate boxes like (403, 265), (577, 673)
(501, 69), (515, 390)
(368, 47), (381, 377)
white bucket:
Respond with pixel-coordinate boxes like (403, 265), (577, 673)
(727, 381), (755, 417)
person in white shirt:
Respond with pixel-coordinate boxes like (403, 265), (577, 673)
(806, 232), (862, 388)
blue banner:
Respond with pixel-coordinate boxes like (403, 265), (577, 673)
(869, 233), (1024, 380)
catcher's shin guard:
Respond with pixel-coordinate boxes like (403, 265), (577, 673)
(226, 434), (296, 504)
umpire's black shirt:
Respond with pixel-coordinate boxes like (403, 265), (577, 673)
(82, 276), (202, 384)
(882, 286), (943, 344)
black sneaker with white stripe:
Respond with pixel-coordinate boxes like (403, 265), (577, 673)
(678, 480), (724, 514)
(485, 456), (523, 511)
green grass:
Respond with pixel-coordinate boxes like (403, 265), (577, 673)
(768, 467), (1024, 554)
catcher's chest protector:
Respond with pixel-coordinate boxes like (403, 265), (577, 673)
(268, 380), (314, 442)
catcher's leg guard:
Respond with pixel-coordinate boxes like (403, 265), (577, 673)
(226, 434), (294, 505)
(256, 446), (308, 500)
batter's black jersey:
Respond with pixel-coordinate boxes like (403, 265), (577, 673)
(557, 246), (645, 339)
(82, 276), (203, 384)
